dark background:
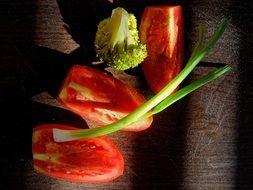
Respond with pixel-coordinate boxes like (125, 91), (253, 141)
(0, 0), (252, 189)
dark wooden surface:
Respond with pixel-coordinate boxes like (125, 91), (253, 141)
(0, 0), (253, 189)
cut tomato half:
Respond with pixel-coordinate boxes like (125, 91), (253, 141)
(139, 6), (184, 93)
(32, 124), (124, 182)
(58, 65), (153, 131)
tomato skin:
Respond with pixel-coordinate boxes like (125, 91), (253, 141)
(32, 124), (124, 183)
(139, 6), (184, 93)
(58, 65), (153, 131)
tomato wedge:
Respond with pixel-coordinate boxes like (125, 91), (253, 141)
(32, 124), (124, 182)
(139, 6), (184, 93)
(58, 65), (153, 131)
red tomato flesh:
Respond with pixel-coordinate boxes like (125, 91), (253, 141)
(32, 124), (124, 182)
(58, 65), (153, 131)
(139, 6), (184, 93)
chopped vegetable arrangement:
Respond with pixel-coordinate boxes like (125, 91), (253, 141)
(32, 6), (231, 183)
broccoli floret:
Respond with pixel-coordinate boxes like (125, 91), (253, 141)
(95, 7), (147, 70)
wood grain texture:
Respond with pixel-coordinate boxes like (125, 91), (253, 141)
(0, 0), (252, 189)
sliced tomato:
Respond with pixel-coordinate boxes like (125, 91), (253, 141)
(139, 6), (184, 93)
(58, 65), (153, 131)
(32, 124), (124, 182)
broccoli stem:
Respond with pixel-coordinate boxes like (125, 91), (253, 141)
(108, 7), (132, 50)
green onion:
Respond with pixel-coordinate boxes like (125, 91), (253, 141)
(189, 22), (205, 61)
(150, 65), (231, 115)
(53, 19), (229, 142)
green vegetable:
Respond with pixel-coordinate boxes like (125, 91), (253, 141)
(53, 19), (230, 142)
(149, 65), (231, 115)
(94, 7), (147, 70)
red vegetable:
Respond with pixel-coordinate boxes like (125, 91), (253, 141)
(32, 124), (124, 182)
(58, 65), (153, 131)
(139, 6), (184, 93)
